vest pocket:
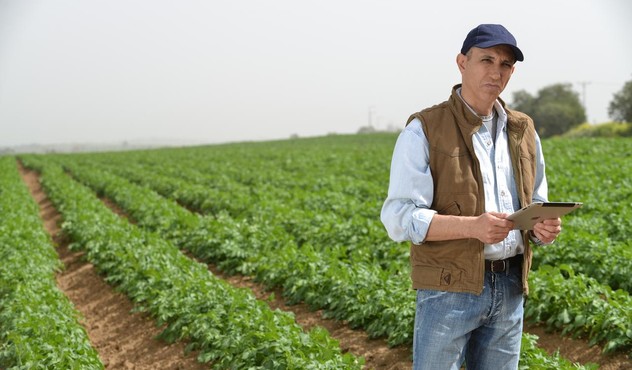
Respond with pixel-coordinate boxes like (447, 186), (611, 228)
(411, 264), (463, 287)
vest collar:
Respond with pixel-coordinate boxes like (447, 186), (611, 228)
(449, 84), (481, 129)
(449, 84), (528, 140)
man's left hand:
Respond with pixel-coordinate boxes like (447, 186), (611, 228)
(532, 218), (562, 244)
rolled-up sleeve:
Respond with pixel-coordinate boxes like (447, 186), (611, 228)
(380, 118), (436, 244)
(531, 132), (549, 203)
(529, 132), (554, 245)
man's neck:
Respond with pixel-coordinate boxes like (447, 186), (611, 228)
(460, 88), (497, 116)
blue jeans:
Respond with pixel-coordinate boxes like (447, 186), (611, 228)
(412, 264), (524, 370)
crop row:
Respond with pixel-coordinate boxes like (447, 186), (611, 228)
(48, 157), (417, 347)
(76, 136), (632, 293)
(48, 137), (632, 355)
(20, 155), (362, 369)
(527, 265), (632, 353)
(531, 138), (632, 292)
(0, 157), (103, 369)
(21, 155), (602, 367)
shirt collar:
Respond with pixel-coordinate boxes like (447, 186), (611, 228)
(456, 87), (508, 131)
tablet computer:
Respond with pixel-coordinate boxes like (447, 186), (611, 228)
(507, 202), (583, 230)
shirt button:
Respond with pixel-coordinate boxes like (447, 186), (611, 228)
(501, 190), (506, 197)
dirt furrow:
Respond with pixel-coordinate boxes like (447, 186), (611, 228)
(19, 165), (206, 370)
(102, 194), (414, 368)
(524, 323), (631, 369)
(203, 263), (414, 369)
(19, 161), (631, 369)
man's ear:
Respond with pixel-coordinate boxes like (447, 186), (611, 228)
(456, 53), (466, 73)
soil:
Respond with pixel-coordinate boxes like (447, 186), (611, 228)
(19, 165), (206, 370)
(17, 162), (632, 369)
(524, 323), (631, 370)
(208, 266), (412, 369)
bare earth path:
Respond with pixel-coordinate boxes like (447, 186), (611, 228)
(20, 165), (206, 370)
(204, 264), (413, 370)
(208, 267), (632, 370)
(525, 323), (631, 370)
(19, 161), (632, 369)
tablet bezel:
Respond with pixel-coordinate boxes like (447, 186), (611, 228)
(506, 202), (583, 230)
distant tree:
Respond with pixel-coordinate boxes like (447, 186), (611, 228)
(510, 83), (586, 137)
(608, 79), (632, 123)
(511, 90), (535, 115)
(357, 125), (377, 134)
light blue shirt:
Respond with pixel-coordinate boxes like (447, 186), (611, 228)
(380, 91), (549, 260)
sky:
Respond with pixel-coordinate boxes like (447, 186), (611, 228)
(1, 0), (631, 148)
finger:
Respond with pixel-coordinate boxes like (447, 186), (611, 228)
(543, 224), (562, 234)
(537, 226), (561, 243)
(543, 218), (561, 226)
(534, 222), (556, 234)
(533, 228), (550, 241)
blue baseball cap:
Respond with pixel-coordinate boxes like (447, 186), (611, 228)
(461, 24), (524, 62)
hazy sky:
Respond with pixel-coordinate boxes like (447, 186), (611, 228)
(1, 0), (631, 147)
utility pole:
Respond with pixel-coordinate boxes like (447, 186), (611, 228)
(577, 81), (591, 120)
(368, 105), (375, 128)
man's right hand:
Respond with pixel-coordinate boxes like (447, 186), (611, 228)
(474, 212), (514, 244)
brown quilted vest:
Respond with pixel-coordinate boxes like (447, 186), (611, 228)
(405, 85), (538, 295)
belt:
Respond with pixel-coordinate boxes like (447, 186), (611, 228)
(485, 254), (523, 273)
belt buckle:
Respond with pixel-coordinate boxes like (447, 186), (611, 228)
(491, 260), (506, 273)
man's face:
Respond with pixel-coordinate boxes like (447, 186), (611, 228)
(457, 45), (516, 105)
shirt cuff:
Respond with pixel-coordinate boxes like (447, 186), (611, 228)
(529, 230), (553, 246)
(410, 207), (437, 244)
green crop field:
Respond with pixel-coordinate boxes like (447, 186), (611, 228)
(2, 134), (630, 369)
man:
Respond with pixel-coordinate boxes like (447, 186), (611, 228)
(380, 24), (562, 369)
